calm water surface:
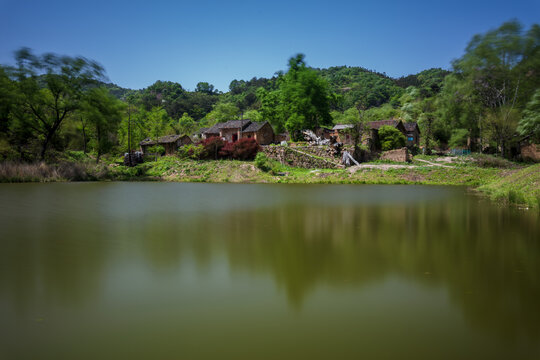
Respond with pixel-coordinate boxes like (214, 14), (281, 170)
(0, 183), (539, 359)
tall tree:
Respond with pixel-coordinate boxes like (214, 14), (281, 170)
(82, 87), (124, 163)
(12, 48), (105, 159)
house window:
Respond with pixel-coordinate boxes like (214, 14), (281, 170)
(408, 137), (414, 141)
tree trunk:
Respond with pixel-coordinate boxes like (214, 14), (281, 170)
(40, 134), (52, 160)
(81, 118), (87, 154)
(96, 126), (101, 164)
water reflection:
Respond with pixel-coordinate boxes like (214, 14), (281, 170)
(0, 183), (539, 350)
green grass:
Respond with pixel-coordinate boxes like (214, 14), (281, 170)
(477, 164), (540, 209)
(1, 154), (538, 210)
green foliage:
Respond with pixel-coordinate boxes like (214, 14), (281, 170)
(280, 55), (333, 138)
(175, 112), (196, 136)
(317, 66), (403, 110)
(448, 128), (469, 148)
(195, 82), (216, 95)
(254, 152), (282, 174)
(10, 48), (105, 159)
(331, 107), (360, 124)
(254, 152), (271, 172)
(378, 125), (406, 151)
(147, 145), (165, 155)
(178, 144), (204, 160)
(204, 102), (239, 125)
(518, 89), (540, 142)
(82, 87), (124, 162)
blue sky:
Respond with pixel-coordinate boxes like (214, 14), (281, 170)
(0, 0), (538, 91)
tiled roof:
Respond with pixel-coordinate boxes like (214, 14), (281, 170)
(368, 119), (400, 129)
(140, 138), (156, 146)
(403, 122), (420, 133)
(219, 119), (251, 129)
(203, 124), (222, 134)
(158, 134), (183, 144)
(243, 121), (268, 132)
(332, 124), (354, 130)
(140, 134), (186, 146)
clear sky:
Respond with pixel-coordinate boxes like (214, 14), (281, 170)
(0, 0), (538, 91)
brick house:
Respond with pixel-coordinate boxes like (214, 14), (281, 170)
(241, 121), (275, 144)
(140, 134), (193, 155)
(202, 119), (275, 145)
(403, 122), (421, 147)
(332, 119), (416, 150)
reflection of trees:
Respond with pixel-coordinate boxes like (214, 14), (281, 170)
(0, 206), (109, 314)
(131, 197), (540, 340)
(210, 200), (540, 340)
(0, 184), (539, 342)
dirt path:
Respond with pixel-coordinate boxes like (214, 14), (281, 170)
(414, 158), (454, 168)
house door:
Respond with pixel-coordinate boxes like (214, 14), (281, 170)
(232, 134), (238, 142)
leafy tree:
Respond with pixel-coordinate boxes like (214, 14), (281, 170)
(12, 48), (105, 159)
(256, 88), (282, 132)
(147, 107), (174, 139)
(448, 128), (469, 148)
(481, 107), (520, 156)
(517, 89), (540, 142)
(331, 107), (360, 124)
(82, 87), (124, 162)
(279, 54), (333, 139)
(378, 125), (406, 151)
(448, 20), (540, 156)
(204, 102), (239, 125)
(195, 82), (216, 95)
(175, 112), (196, 135)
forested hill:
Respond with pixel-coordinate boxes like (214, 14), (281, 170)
(106, 65), (450, 117)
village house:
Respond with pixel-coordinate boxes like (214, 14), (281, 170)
(201, 119), (275, 145)
(332, 119), (419, 150)
(331, 124), (355, 144)
(403, 122), (421, 147)
(140, 134), (193, 155)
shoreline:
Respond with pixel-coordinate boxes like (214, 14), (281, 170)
(1, 157), (538, 210)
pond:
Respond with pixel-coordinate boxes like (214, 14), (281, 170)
(0, 183), (539, 359)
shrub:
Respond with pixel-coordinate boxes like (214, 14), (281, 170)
(229, 138), (260, 160)
(178, 144), (204, 160)
(200, 137), (225, 160)
(378, 125), (406, 151)
(204, 138), (260, 160)
(255, 152), (272, 172)
(147, 145), (165, 157)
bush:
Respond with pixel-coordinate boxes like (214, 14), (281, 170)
(200, 137), (225, 160)
(201, 137), (259, 160)
(254, 152), (282, 174)
(230, 138), (260, 160)
(378, 125), (406, 151)
(178, 144), (204, 160)
(255, 152), (272, 172)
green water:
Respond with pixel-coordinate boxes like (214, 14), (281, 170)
(0, 183), (539, 359)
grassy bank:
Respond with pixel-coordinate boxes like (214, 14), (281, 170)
(478, 164), (540, 209)
(1, 154), (538, 209)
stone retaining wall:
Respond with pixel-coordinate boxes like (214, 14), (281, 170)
(261, 146), (339, 169)
(521, 143), (540, 162)
(379, 147), (411, 162)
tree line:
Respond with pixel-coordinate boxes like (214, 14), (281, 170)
(0, 20), (538, 162)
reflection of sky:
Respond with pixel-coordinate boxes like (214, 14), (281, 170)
(0, 182), (460, 221)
